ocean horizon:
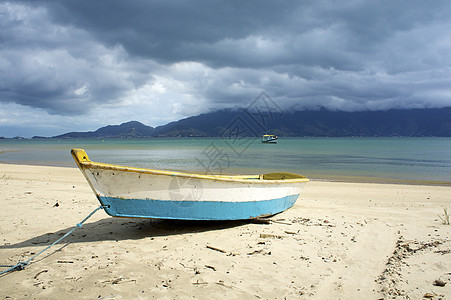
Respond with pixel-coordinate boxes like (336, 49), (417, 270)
(1, 137), (450, 185)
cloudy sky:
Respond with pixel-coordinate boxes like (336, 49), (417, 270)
(1, 0), (451, 137)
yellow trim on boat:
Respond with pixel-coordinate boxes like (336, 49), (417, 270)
(71, 149), (309, 184)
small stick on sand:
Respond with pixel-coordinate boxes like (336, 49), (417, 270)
(205, 265), (217, 271)
(270, 220), (292, 225)
(33, 269), (48, 279)
(206, 245), (227, 253)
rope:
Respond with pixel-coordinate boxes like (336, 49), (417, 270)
(0, 205), (106, 276)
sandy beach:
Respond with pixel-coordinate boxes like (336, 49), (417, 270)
(0, 163), (450, 299)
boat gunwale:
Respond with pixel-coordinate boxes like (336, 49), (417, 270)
(79, 161), (309, 184)
(71, 149), (308, 184)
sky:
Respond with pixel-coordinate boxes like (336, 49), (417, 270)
(1, 0), (451, 137)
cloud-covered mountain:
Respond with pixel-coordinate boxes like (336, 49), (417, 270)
(51, 107), (451, 138)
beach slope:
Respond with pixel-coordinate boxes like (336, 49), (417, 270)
(0, 163), (450, 299)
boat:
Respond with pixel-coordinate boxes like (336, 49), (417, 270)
(71, 149), (308, 220)
(261, 134), (278, 143)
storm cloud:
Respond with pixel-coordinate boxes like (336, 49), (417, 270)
(1, 0), (451, 136)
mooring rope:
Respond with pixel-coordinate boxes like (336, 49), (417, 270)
(0, 205), (106, 276)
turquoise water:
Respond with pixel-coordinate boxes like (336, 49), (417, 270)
(1, 137), (450, 184)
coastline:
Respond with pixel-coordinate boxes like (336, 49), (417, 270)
(1, 160), (450, 187)
(0, 163), (450, 299)
(309, 175), (451, 187)
(1, 136), (451, 185)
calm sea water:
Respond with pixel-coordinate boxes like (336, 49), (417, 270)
(1, 137), (450, 184)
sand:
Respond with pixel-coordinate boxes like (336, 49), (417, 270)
(0, 163), (450, 299)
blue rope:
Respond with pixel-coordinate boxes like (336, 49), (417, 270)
(0, 205), (106, 276)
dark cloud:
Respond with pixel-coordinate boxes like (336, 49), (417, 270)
(0, 3), (145, 114)
(1, 0), (451, 137)
(35, 0), (451, 70)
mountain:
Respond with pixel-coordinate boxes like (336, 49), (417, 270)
(153, 110), (242, 137)
(54, 121), (154, 138)
(154, 107), (451, 137)
(262, 108), (451, 137)
(51, 107), (451, 138)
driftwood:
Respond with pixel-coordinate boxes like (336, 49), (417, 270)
(206, 245), (227, 253)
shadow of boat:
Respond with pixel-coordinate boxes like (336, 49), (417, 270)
(0, 217), (253, 250)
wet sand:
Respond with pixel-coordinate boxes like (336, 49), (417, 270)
(0, 163), (450, 299)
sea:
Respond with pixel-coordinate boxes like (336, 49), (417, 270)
(1, 137), (450, 185)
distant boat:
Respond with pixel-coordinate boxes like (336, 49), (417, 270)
(261, 134), (278, 143)
(71, 149), (308, 220)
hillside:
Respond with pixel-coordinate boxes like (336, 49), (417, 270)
(51, 107), (451, 138)
(153, 107), (451, 137)
(54, 121), (155, 138)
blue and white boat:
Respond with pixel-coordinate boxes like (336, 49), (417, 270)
(71, 149), (308, 220)
(261, 134), (278, 143)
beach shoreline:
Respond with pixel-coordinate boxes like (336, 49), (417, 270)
(0, 163), (450, 299)
(1, 161), (450, 187)
(1, 136), (451, 185)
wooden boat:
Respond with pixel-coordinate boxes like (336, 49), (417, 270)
(261, 134), (278, 143)
(71, 149), (308, 220)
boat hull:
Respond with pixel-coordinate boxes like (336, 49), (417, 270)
(72, 149), (308, 220)
(99, 194), (300, 220)
(261, 139), (277, 143)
